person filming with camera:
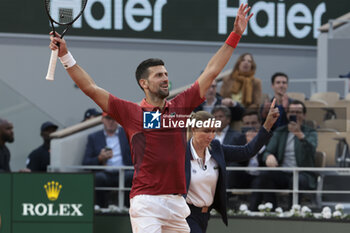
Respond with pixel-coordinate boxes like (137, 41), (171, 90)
(249, 100), (317, 211)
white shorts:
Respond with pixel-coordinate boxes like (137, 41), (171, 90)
(129, 194), (191, 233)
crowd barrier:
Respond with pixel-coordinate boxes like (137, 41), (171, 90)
(47, 165), (350, 211)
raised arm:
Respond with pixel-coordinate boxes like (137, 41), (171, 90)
(49, 33), (110, 112)
(197, 3), (253, 98)
(222, 126), (272, 163)
(222, 99), (279, 162)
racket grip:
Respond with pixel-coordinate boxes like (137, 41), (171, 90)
(46, 49), (59, 81)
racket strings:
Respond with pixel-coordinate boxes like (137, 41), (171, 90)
(45, 0), (88, 25)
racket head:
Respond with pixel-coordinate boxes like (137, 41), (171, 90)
(44, 0), (88, 26)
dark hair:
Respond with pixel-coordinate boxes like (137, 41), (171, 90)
(288, 99), (307, 114)
(271, 72), (289, 84)
(211, 105), (231, 119)
(135, 58), (165, 90)
(242, 110), (261, 123)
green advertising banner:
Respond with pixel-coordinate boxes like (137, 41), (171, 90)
(0, 174), (11, 233)
(0, 173), (93, 233)
(12, 223), (92, 233)
(0, 0), (348, 46)
(12, 173), (93, 222)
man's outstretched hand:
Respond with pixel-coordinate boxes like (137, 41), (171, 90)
(233, 3), (253, 35)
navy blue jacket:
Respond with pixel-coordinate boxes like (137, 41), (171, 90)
(185, 127), (272, 225)
(222, 128), (241, 145)
(82, 127), (132, 166)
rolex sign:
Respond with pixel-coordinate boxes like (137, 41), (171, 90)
(10, 173), (94, 233)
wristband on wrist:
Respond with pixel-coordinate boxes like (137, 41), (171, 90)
(225, 32), (242, 48)
(59, 51), (76, 69)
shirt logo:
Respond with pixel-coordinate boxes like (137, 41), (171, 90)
(143, 110), (161, 129)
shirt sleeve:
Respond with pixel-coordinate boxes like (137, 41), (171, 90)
(26, 151), (39, 171)
(170, 81), (205, 114)
(222, 127), (272, 163)
(108, 94), (141, 130)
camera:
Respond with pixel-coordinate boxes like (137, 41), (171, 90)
(289, 115), (297, 123)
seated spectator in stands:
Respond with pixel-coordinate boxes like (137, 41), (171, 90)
(212, 105), (245, 205)
(212, 105), (241, 145)
(249, 100), (317, 211)
(194, 79), (244, 122)
(261, 72), (292, 130)
(83, 108), (102, 121)
(227, 111), (266, 193)
(0, 118), (14, 172)
(26, 121), (58, 172)
(83, 112), (133, 208)
(220, 53), (262, 109)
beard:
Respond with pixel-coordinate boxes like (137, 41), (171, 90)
(3, 135), (14, 143)
(157, 87), (169, 99)
(158, 90), (169, 99)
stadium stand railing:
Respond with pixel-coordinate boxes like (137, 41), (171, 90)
(47, 165), (350, 212)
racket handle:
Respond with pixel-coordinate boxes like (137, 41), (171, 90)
(46, 49), (59, 81)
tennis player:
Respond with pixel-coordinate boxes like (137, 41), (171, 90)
(49, 4), (253, 233)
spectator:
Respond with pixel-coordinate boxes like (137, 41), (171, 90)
(0, 118), (14, 172)
(227, 111), (266, 196)
(212, 105), (241, 145)
(83, 112), (133, 208)
(211, 105), (242, 197)
(241, 110), (262, 132)
(249, 100), (317, 210)
(26, 121), (58, 172)
(220, 53), (262, 109)
(194, 79), (244, 121)
(261, 72), (292, 130)
(240, 111), (265, 170)
(83, 108), (102, 121)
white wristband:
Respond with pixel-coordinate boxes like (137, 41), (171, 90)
(59, 51), (76, 69)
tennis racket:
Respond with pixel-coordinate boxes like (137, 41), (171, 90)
(44, 0), (88, 81)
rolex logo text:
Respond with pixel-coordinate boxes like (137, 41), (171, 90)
(21, 180), (84, 217)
